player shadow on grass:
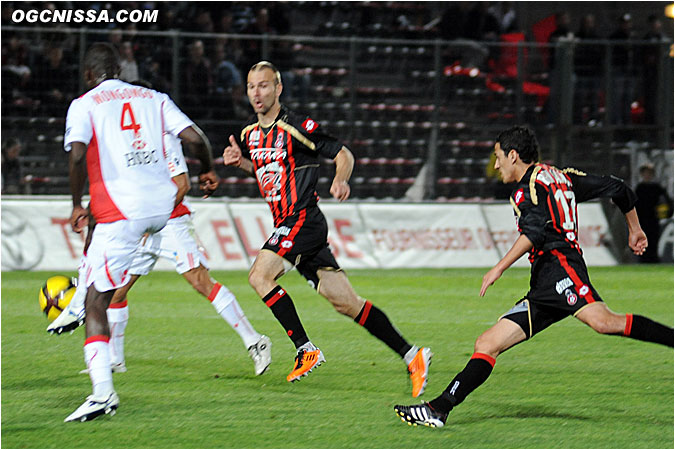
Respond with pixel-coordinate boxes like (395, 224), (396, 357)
(452, 402), (592, 424)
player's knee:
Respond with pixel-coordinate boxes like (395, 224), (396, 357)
(248, 268), (264, 290)
(474, 334), (499, 356)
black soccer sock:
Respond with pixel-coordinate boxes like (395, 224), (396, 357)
(429, 352), (496, 415)
(262, 286), (309, 349)
(354, 300), (412, 357)
(623, 314), (674, 347)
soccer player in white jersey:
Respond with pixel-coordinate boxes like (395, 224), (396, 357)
(51, 132), (272, 377)
(63, 43), (217, 422)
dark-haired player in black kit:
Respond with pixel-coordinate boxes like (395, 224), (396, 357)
(223, 61), (431, 395)
(395, 126), (674, 428)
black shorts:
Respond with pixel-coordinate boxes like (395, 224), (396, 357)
(501, 247), (603, 338)
(262, 206), (340, 289)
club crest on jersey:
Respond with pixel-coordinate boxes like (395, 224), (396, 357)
(564, 288), (578, 306)
(514, 188), (524, 205)
(249, 130), (261, 146)
(275, 131), (285, 148)
(268, 225), (291, 246)
(302, 118), (318, 133)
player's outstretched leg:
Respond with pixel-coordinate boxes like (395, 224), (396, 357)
(576, 303), (674, 347)
(395, 319), (525, 428)
(317, 269), (431, 397)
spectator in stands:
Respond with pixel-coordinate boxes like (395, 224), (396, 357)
(635, 163), (672, 263)
(273, 41), (310, 107)
(241, 7), (278, 70)
(32, 45), (75, 116)
(108, 28), (123, 50)
(489, 2), (519, 34)
(183, 39), (213, 119)
(1, 34), (33, 113)
(608, 13), (636, 125)
(641, 15), (665, 124)
(119, 42), (139, 82)
(1, 138), (24, 194)
(142, 56), (172, 94)
(574, 14), (603, 124)
(212, 43), (247, 118)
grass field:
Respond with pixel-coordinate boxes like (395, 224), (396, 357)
(2, 266), (673, 449)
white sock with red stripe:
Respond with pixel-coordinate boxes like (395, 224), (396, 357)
(107, 300), (129, 366)
(208, 283), (261, 348)
(83, 335), (114, 398)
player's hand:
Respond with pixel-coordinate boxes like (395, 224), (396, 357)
(330, 180), (350, 202)
(480, 266), (503, 297)
(628, 229), (648, 255)
(70, 205), (89, 233)
(223, 135), (242, 167)
(199, 170), (219, 198)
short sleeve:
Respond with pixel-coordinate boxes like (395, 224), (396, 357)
(298, 117), (343, 159)
(161, 94), (194, 138)
(164, 133), (188, 177)
(513, 184), (547, 248)
(64, 98), (93, 152)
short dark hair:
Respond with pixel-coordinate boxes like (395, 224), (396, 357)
(83, 42), (120, 80)
(496, 126), (540, 164)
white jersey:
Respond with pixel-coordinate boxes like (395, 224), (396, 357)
(164, 133), (192, 218)
(64, 79), (193, 223)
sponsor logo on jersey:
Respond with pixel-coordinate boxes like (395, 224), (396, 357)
(514, 188), (524, 206)
(555, 277), (573, 294)
(281, 239), (294, 249)
(564, 288), (578, 306)
(579, 285), (589, 296)
(250, 148), (287, 161)
(302, 118), (318, 133)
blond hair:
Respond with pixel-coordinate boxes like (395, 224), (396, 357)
(249, 61), (282, 85)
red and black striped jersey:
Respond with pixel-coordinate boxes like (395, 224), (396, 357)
(511, 163), (637, 263)
(238, 106), (343, 227)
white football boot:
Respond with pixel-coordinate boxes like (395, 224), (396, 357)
(47, 280), (86, 334)
(248, 335), (272, 375)
(64, 391), (119, 422)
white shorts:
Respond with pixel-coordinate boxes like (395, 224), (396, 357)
(128, 214), (207, 276)
(85, 214), (170, 292)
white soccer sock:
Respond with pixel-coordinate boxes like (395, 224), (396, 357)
(208, 283), (261, 348)
(106, 300), (129, 366)
(83, 336), (114, 398)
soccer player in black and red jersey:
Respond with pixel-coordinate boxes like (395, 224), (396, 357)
(394, 125), (674, 428)
(223, 61), (431, 396)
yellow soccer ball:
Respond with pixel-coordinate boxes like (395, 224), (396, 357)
(38, 276), (76, 321)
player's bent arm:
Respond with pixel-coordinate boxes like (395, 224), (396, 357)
(330, 147), (354, 202)
(172, 173), (190, 208)
(480, 234), (533, 297)
(624, 208), (648, 255)
(179, 125), (214, 174)
(69, 142), (89, 233)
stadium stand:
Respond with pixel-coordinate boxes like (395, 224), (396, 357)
(1, 1), (672, 200)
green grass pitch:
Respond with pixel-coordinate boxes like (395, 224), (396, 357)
(2, 266), (673, 448)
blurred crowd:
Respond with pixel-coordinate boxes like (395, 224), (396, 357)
(2, 1), (670, 121)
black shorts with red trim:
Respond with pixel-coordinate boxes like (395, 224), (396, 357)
(262, 206), (340, 289)
(501, 247), (603, 338)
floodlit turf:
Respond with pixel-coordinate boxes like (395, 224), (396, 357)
(2, 266), (673, 448)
